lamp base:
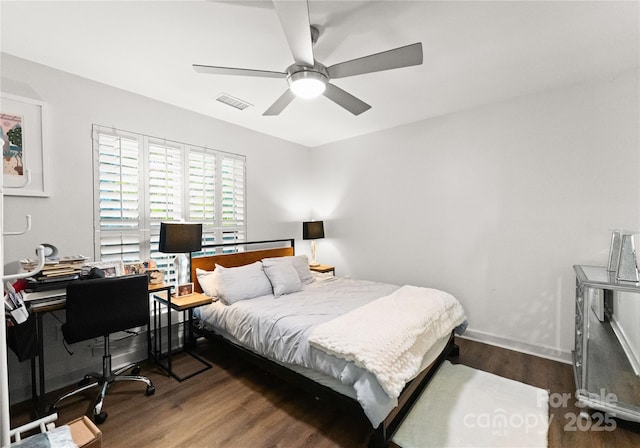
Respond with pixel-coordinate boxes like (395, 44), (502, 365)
(174, 253), (190, 286)
(309, 240), (320, 268)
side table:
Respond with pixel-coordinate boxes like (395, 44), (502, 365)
(150, 290), (212, 381)
(309, 264), (335, 276)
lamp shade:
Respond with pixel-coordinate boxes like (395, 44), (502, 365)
(158, 222), (203, 253)
(303, 221), (325, 240)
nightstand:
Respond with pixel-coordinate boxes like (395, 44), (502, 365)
(310, 264), (335, 276)
(150, 290), (213, 381)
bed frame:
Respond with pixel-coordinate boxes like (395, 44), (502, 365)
(190, 239), (458, 447)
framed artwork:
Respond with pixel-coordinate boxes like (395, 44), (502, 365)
(1, 93), (49, 197)
(84, 261), (125, 278)
(177, 282), (194, 297)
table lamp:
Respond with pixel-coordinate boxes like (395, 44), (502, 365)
(303, 221), (324, 266)
(159, 222), (202, 286)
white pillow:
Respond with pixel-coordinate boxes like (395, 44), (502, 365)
(263, 255), (314, 285)
(214, 261), (273, 305)
(196, 267), (219, 298)
(262, 259), (302, 297)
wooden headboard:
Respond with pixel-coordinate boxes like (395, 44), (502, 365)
(190, 240), (294, 293)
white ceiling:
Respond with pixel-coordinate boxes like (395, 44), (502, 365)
(1, 1), (638, 147)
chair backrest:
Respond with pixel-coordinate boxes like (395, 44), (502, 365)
(63, 274), (149, 344)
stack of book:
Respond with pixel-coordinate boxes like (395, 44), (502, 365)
(20, 255), (88, 291)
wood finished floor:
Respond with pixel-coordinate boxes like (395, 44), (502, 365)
(10, 337), (640, 447)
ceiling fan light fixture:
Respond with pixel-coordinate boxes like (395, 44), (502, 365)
(288, 70), (327, 99)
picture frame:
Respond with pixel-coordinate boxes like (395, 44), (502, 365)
(177, 282), (194, 297)
(84, 261), (124, 278)
(124, 262), (147, 275)
(1, 92), (49, 197)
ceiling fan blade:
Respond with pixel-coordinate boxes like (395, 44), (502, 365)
(273, 0), (315, 67)
(323, 83), (371, 116)
(263, 89), (296, 116)
(327, 42), (423, 79)
(193, 64), (286, 79)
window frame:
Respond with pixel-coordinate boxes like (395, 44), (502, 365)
(92, 125), (246, 283)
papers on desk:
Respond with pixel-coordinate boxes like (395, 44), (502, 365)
(20, 288), (66, 302)
(29, 296), (66, 311)
(20, 289), (67, 311)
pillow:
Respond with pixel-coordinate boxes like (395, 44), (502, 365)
(263, 255), (314, 285)
(214, 261), (273, 305)
(196, 267), (219, 298)
(262, 259), (302, 297)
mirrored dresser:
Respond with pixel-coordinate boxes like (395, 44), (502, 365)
(573, 265), (640, 422)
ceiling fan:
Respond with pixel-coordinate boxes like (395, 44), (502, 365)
(193, 1), (423, 116)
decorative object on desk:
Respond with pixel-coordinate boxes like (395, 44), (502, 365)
(83, 261), (124, 278)
(177, 282), (194, 297)
(146, 269), (164, 285)
(303, 220), (324, 267)
(39, 243), (58, 259)
(159, 222), (203, 286)
(1, 93), (49, 197)
(123, 262), (147, 275)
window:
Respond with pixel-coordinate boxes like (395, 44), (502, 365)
(92, 125), (246, 283)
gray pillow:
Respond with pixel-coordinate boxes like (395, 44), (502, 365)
(214, 261), (273, 305)
(262, 259), (302, 297)
(262, 255), (314, 285)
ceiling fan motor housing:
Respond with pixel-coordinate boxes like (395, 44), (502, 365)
(286, 63), (329, 98)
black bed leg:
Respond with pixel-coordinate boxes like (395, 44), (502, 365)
(369, 426), (386, 448)
(449, 343), (460, 358)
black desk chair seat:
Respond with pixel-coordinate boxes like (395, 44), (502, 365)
(50, 274), (155, 424)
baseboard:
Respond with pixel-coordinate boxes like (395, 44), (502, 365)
(459, 328), (572, 365)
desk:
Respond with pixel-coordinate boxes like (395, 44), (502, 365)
(29, 301), (65, 416)
(23, 283), (170, 416)
(150, 291), (212, 381)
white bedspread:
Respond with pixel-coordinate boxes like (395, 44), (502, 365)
(308, 285), (467, 399)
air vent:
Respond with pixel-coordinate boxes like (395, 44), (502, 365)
(216, 93), (253, 111)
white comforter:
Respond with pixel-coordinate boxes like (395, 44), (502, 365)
(307, 285), (467, 399)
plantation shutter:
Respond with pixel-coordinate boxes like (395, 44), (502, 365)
(188, 148), (216, 248)
(93, 129), (143, 262)
(219, 155), (245, 245)
(92, 125), (246, 268)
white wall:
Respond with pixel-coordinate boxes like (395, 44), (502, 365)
(310, 68), (640, 361)
(1, 53), (312, 402)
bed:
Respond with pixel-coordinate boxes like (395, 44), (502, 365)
(190, 239), (466, 447)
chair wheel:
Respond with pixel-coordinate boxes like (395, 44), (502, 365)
(79, 377), (92, 387)
(94, 411), (108, 424)
(146, 385), (155, 396)
(131, 366), (141, 376)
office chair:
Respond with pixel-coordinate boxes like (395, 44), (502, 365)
(50, 274), (155, 424)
